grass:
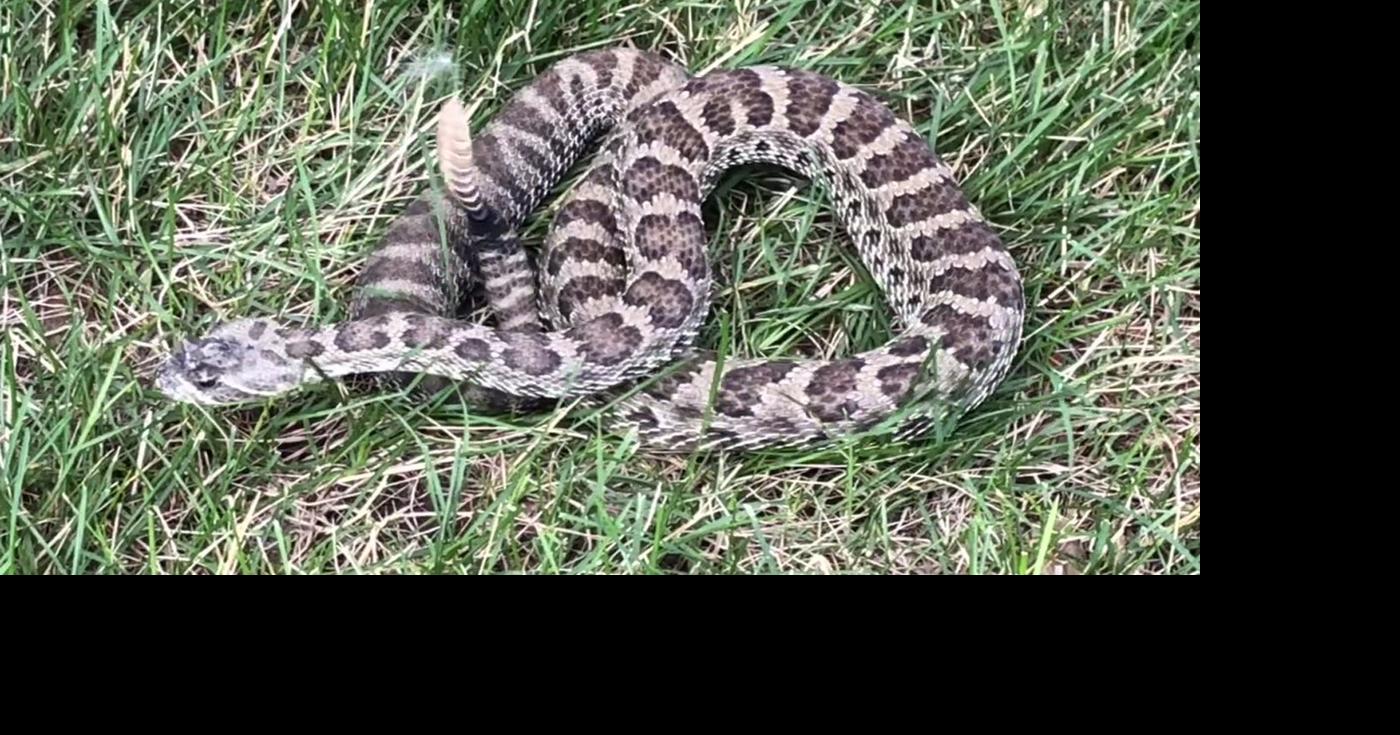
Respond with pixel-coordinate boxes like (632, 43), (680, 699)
(1, 0), (1200, 574)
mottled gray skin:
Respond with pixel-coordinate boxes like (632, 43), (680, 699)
(156, 48), (1023, 453)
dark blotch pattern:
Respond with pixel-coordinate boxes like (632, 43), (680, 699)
(624, 272), (695, 329)
(737, 73), (775, 126)
(582, 155), (619, 189)
(634, 212), (708, 280)
(701, 97), (736, 136)
(476, 248), (522, 282)
(921, 304), (999, 371)
(455, 338), (491, 362)
(622, 157), (699, 204)
(681, 69), (731, 95)
(727, 70), (774, 126)
(887, 335), (929, 357)
(360, 251), (440, 290)
(285, 340), (323, 358)
(791, 149), (813, 172)
(557, 275), (624, 321)
(471, 130), (531, 208)
(581, 49), (617, 89)
(643, 358), (705, 398)
(909, 235), (939, 261)
(744, 95), (774, 127)
(887, 181), (971, 228)
(830, 90), (897, 160)
(533, 70), (569, 117)
(910, 220), (1008, 262)
(624, 52), (664, 98)
(683, 69), (773, 128)
(859, 131), (941, 188)
(634, 101), (709, 160)
(247, 321), (267, 340)
(402, 314), (446, 349)
(554, 199), (620, 239)
(716, 362), (798, 417)
(806, 359), (865, 423)
(784, 72), (839, 137)
(675, 220), (710, 281)
(877, 363), (921, 400)
(512, 142), (555, 182)
(942, 262), (1022, 308)
(334, 321), (391, 352)
(575, 313), (644, 366)
(547, 236), (626, 277)
(496, 100), (568, 162)
(500, 333), (562, 376)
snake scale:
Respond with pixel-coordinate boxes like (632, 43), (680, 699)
(155, 48), (1024, 452)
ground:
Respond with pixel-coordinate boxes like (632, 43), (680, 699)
(0, 0), (1200, 574)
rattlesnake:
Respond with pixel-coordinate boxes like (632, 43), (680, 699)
(155, 48), (1024, 452)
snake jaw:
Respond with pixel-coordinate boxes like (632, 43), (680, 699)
(156, 319), (307, 405)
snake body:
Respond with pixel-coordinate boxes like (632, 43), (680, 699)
(156, 48), (1024, 452)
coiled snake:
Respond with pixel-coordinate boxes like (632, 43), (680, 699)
(155, 48), (1024, 452)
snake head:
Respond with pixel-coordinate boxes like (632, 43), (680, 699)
(156, 319), (307, 405)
